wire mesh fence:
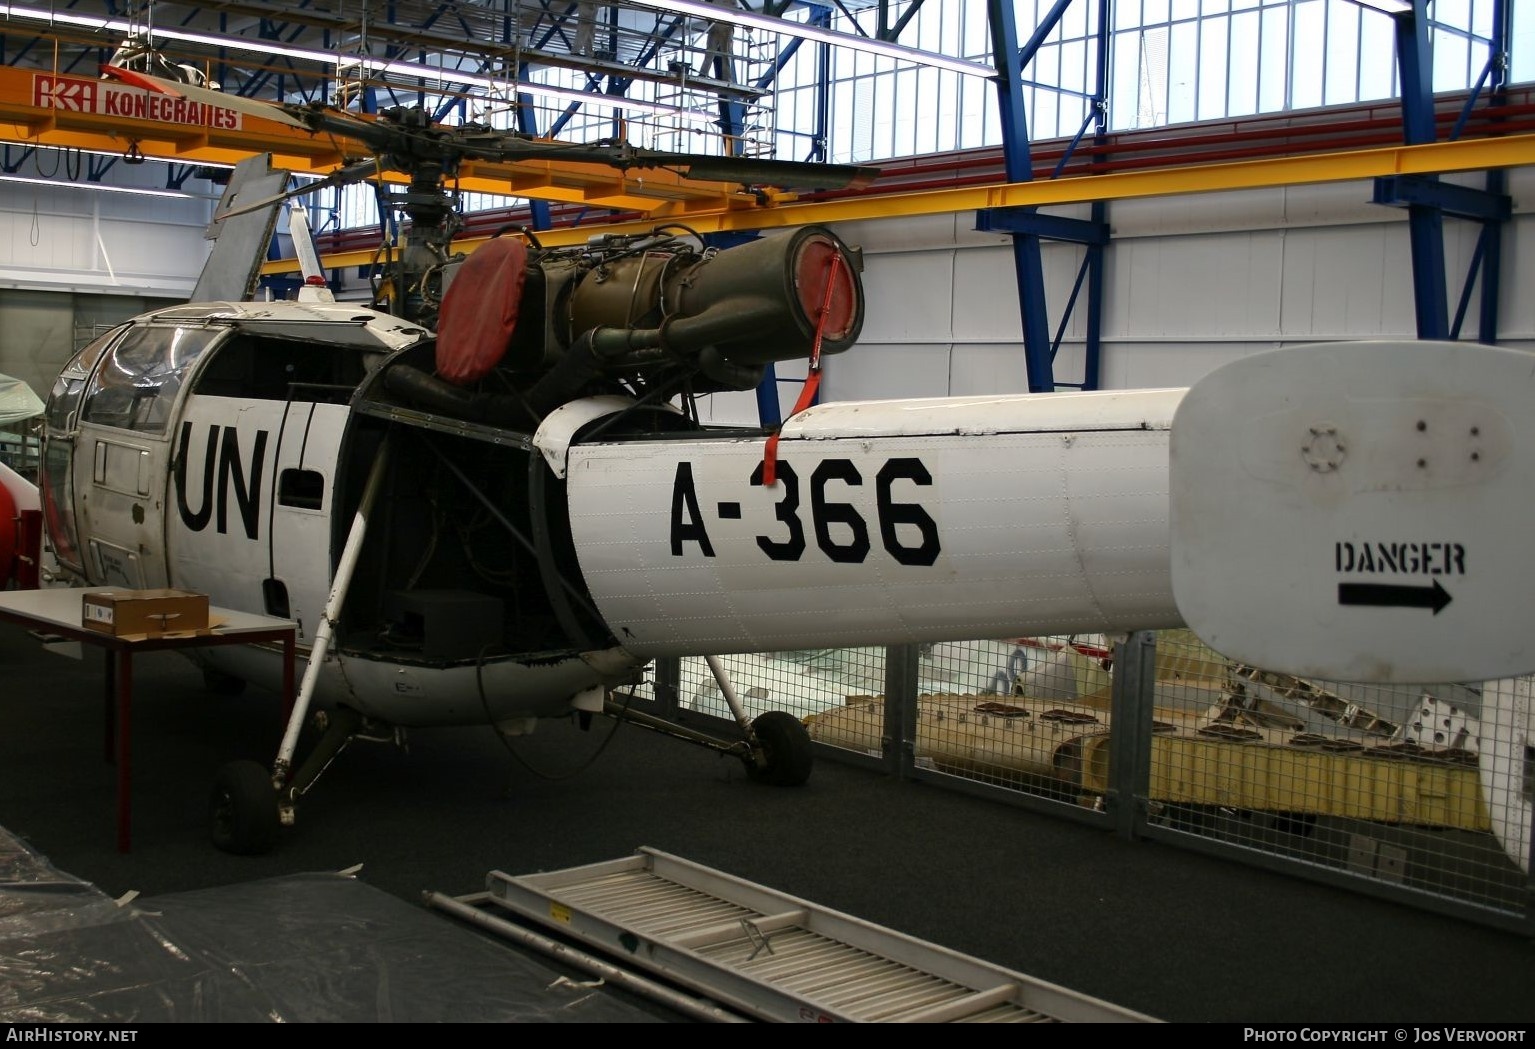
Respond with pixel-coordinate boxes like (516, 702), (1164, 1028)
(629, 630), (1532, 930)
(1142, 631), (1527, 920)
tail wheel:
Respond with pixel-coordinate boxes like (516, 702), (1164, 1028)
(746, 711), (813, 787)
(210, 760), (281, 855)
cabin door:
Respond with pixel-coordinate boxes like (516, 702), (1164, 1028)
(74, 325), (221, 589)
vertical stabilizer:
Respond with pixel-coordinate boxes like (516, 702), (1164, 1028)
(191, 155), (293, 303)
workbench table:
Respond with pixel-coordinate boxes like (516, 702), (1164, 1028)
(0, 586), (296, 852)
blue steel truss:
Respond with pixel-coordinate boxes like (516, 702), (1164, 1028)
(973, 0), (1517, 391)
(1373, 0), (1512, 345)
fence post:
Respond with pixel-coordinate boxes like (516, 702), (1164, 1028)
(651, 655), (681, 717)
(1108, 631), (1157, 840)
(883, 644), (920, 778)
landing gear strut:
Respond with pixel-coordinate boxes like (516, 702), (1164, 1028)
(600, 655), (815, 786)
(210, 441), (393, 856)
(705, 654), (813, 785)
(210, 706), (371, 855)
(599, 696), (815, 786)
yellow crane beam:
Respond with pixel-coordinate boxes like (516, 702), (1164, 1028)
(0, 65), (761, 214)
(265, 131), (1535, 274)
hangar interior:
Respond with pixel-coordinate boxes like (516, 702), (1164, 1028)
(0, 0), (1532, 1024)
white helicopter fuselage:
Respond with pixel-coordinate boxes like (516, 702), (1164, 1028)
(163, 392), (642, 730)
(43, 299), (1188, 733)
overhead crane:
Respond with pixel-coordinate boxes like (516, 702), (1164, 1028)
(0, 64), (763, 216)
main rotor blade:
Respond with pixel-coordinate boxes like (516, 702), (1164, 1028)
(101, 65), (879, 192)
(101, 65), (313, 129)
(215, 158), (384, 220)
(665, 155), (880, 190)
(100, 65), (879, 189)
(459, 134), (880, 190)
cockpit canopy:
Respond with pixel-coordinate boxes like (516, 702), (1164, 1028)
(46, 304), (427, 434)
(48, 324), (219, 435)
(40, 302), (429, 575)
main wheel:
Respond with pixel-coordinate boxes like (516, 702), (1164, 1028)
(210, 760), (281, 855)
(746, 711), (813, 787)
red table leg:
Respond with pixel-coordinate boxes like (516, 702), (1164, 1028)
(116, 648), (132, 854)
(103, 648), (115, 763)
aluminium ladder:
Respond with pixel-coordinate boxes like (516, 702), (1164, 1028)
(427, 846), (1158, 1023)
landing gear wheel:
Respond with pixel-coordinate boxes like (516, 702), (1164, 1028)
(210, 760), (281, 855)
(202, 666), (247, 696)
(746, 711), (813, 787)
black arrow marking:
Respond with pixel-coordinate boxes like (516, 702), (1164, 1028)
(1337, 579), (1452, 614)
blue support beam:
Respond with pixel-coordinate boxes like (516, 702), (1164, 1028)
(514, 94), (553, 232)
(985, 0), (1056, 392)
(1371, 175), (1512, 223)
(1475, 0), (1513, 345)
(1476, 169), (1506, 345)
(810, 19), (831, 165)
(1081, 200), (1106, 391)
(1373, 0), (1512, 344)
(166, 164), (200, 190)
(978, 0), (1108, 392)
(974, 210), (1109, 245)
(0, 146), (36, 174)
(1081, 2), (1110, 393)
(1387, 0), (1449, 339)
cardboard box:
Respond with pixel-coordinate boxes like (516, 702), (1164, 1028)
(82, 588), (211, 638)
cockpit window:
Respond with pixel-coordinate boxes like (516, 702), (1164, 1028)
(191, 333), (369, 403)
(80, 325), (220, 434)
(46, 326), (124, 432)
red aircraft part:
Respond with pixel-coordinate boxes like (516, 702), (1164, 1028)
(0, 480), (15, 587)
(12, 509), (39, 590)
(435, 236), (528, 386)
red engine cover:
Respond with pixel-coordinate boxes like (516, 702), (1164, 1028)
(435, 237), (528, 386)
(793, 235), (859, 341)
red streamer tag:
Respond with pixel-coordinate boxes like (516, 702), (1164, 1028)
(761, 252), (843, 487)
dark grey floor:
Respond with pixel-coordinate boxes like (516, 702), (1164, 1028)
(0, 624), (1532, 1024)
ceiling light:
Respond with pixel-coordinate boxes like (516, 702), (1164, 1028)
(0, 173), (196, 198)
(624, 0), (995, 78)
(0, 4), (348, 66)
(24, 144), (235, 170)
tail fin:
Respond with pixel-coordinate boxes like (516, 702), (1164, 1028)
(190, 154), (292, 303)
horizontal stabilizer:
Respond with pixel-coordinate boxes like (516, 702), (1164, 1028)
(1171, 339), (1535, 685)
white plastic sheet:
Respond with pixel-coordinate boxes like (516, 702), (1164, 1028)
(0, 375), (42, 428)
(0, 828), (671, 1023)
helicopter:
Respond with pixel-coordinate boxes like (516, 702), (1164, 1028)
(31, 68), (1535, 867)
(32, 66), (898, 855)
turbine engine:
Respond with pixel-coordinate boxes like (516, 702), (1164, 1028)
(385, 225), (865, 426)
